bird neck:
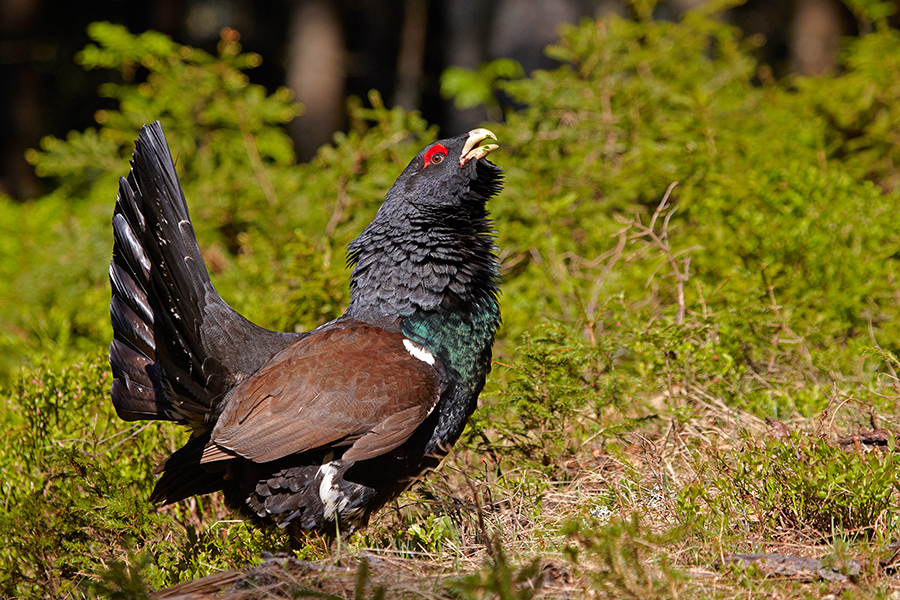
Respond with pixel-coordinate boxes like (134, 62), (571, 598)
(345, 211), (501, 381)
(402, 287), (500, 380)
(345, 206), (502, 456)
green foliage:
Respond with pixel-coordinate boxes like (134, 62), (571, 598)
(445, 537), (542, 600)
(795, 27), (900, 191)
(441, 58), (525, 120)
(0, 355), (300, 597)
(687, 431), (900, 537)
(30, 22), (297, 184)
(456, 5), (900, 428)
(0, 22), (443, 597)
(842, 0), (898, 25)
(0, 356), (151, 596)
(0, 193), (111, 381)
(407, 514), (459, 555)
(470, 322), (631, 471)
(89, 551), (152, 600)
(562, 514), (684, 599)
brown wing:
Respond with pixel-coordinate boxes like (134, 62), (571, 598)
(199, 321), (441, 464)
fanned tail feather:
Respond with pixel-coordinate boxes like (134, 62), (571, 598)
(109, 121), (299, 430)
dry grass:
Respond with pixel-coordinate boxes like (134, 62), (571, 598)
(146, 386), (900, 599)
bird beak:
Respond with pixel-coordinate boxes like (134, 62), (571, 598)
(460, 128), (499, 165)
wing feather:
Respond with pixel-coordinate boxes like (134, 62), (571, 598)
(200, 321), (441, 464)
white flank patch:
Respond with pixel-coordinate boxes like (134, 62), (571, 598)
(403, 339), (435, 365)
(317, 461), (348, 520)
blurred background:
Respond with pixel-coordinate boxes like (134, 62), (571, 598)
(0, 0), (872, 199)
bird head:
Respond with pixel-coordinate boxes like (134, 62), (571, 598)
(386, 128), (502, 215)
(346, 129), (503, 322)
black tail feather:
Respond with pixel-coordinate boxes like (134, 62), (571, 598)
(151, 465), (227, 506)
(150, 433), (226, 505)
(109, 121), (299, 430)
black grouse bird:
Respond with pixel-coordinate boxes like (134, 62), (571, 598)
(109, 122), (502, 537)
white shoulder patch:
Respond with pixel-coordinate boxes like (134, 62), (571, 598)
(403, 339), (435, 365)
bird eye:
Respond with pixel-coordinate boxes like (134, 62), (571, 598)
(423, 144), (449, 169)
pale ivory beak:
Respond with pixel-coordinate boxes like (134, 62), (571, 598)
(460, 128), (499, 165)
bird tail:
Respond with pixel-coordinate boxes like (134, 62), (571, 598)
(109, 121), (297, 429)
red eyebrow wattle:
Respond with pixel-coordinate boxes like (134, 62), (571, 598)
(423, 144), (448, 167)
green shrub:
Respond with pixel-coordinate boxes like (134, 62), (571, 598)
(450, 5), (900, 425)
(680, 430), (900, 541)
(0, 355), (306, 597)
(561, 514), (684, 599)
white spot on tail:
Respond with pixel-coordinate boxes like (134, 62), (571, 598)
(317, 461), (348, 520)
(403, 339), (435, 365)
